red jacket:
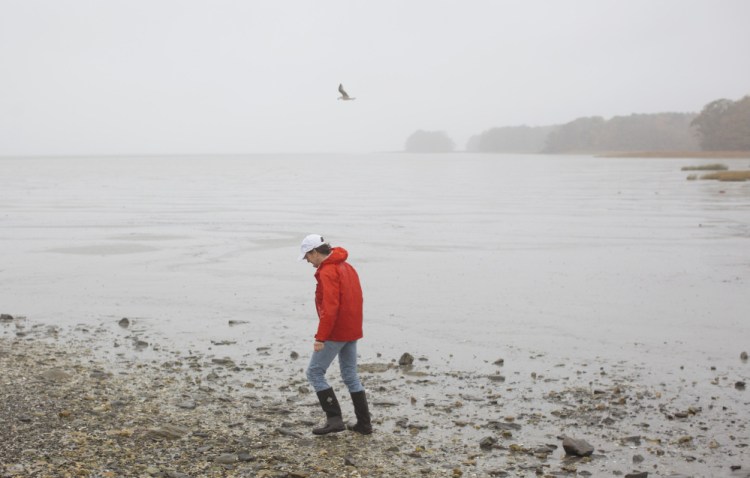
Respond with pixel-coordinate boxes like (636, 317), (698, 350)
(313, 247), (363, 342)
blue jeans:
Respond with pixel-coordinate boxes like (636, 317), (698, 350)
(306, 340), (365, 393)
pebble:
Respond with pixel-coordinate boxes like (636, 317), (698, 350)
(215, 453), (238, 464)
(741, 351), (748, 361)
(562, 436), (594, 457)
(479, 436), (497, 449)
(399, 353), (415, 366)
(145, 424), (190, 440)
(118, 318), (130, 328)
(176, 400), (197, 410)
(624, 472), (648, 478)
(40, 369), (71, 383)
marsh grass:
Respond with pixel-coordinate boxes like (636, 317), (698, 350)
(700, 171), (750, 182)
(681, 164), (728, 171)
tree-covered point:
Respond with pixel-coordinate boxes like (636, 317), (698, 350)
(691, 96), (750, 151)
(542, 113), (699, 153)
(404, 130), (455, 153)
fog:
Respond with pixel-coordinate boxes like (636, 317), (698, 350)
(1, 0), (749, 155)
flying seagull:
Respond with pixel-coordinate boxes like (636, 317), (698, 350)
(338, 83), (356, 101)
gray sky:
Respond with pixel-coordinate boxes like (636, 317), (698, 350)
(1, 0), (749, 155)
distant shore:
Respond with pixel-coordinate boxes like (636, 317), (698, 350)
(596, 151), (750, 159)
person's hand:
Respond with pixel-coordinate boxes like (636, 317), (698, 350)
(314, 340), (325, 352)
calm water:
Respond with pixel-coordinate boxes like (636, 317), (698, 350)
(1, 154), (748, 372)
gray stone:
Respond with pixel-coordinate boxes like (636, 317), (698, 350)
(487, 420), (522, 431)
(118, 317), (130, 328)
(624, 473), (648, 478)
(480, 436), (497, 449)
(399, 352), (414, 366)
(562, 436), (595, 457)
(145, 424), (190, 440)
(0, 314), (14, 321)
(40, 369), (71, 382)
(215, 453), (238, 464)
(176, 400), (197, 410)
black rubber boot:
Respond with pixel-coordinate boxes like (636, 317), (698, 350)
(312, 388), (345, 435)
(348, 390), (372, 435)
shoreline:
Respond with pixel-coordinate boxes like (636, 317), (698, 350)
(596, 151), (750, 159)
(2, 316), (749, 477)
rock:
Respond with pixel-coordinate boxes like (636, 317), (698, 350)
(215, 453), (238, 464)
(145, 424), (190, 440)
(731, 465), (742, 471)
(228, 320), (249, 326)
(399, 353), (414, 366)
(165, 472), (190, 478)
(276, 427), (302, 438)
(487, 470), (508, 477)
(493, 358), (505, 366)
(0, 313), (14, 321)
(632, 454), (644, 463)
(741, 351), (748, 361)
(735, 381), (746, 390)
(290, 351), (299, 360)
(40, 369), (71, 382)
(134, 340), (148, 350)
(118, 317), (130, 328)
(237, 452), (254, 462)
(211, 340), (236, 346)
(624, 473), (648, 478)
(488, 374), (505, 382)
(562, 436), (595, 457)
(176, 400), (197, 410)
(211, 358), (235, 367)
(479, 436), (497, 449)
(372, 400), (398, 407)
(487, 420), (521, 431)
(344, 456), (357, 467)
(622, 435), (642, 445)
(166, 472), (190, 478)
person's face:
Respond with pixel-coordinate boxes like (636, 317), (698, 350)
(304, 250), (325, 268)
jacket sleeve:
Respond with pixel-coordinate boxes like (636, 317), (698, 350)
(315, 268), (340, 341)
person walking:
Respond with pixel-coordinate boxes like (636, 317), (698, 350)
(298, 234), (372, 435)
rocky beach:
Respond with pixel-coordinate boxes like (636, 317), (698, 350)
(2, 313), (747, 477)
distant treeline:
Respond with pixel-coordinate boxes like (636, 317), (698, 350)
(405, 95), (750, 153)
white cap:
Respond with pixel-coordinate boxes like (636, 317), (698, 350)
(298, 234), (327, 261)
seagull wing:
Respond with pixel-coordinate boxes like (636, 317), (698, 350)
(338, 83), (350, 99)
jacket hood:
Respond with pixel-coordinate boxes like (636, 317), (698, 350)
(324, 247), (349, 264)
